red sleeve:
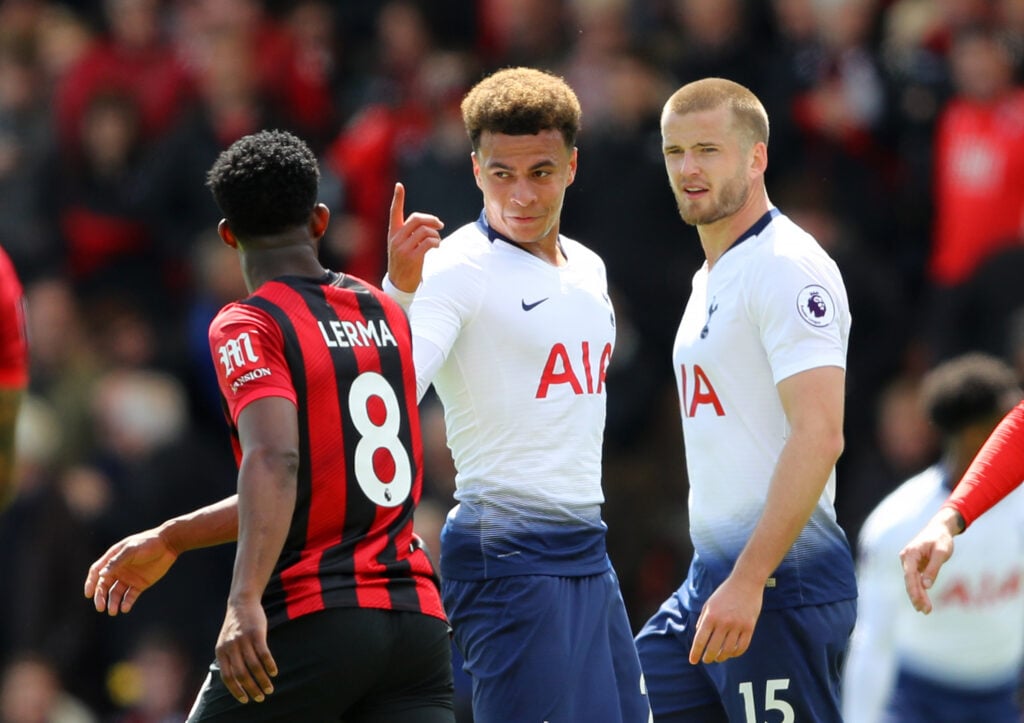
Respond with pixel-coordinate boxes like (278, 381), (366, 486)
(945, 401), (1024, 528)
(0, 248), (27, 387)
(208, 303), (296, 424)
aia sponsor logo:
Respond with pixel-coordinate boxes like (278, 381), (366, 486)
(679, 363), (725, 417)
(536, 341), (612, 398)
(937, 571), (1022, 608)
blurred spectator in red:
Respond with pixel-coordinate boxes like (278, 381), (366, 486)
(53, 0), (195, 154)
(926, 26), (1024, 361)
(929, 26), (1024, 288)
(48, 91), (165, 313)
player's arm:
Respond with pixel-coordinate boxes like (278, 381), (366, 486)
(215, 395), (298, 705)
(84, 495), (239, 615)
(900, 401), (1024, 613)
(0, 384), (24, 510)
(690, 365), (845, 664)
(946, 401), (1024, 526)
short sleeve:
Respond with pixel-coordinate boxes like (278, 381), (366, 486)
(748, 247), (850, 384)
(208, 303), (296, 423)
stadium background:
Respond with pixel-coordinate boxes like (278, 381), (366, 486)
(2, 0), (1023, 719)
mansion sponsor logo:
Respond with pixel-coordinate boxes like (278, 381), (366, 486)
(231, 367), (273, 393)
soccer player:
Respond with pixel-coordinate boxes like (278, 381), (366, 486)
(0, 244), (27, 511)
(633, 78), (857, 721)
(84, 130), (454, 721)
(901, 399), (1024, 613)
(845, 353), (1024, 723)
(384, 67), (651, 722)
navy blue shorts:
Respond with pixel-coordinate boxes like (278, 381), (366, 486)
(885, 667), (1020, 723)
(187, 608), (453, 722)
(442, 570), (651, 722)
(635, 592), (855, 722)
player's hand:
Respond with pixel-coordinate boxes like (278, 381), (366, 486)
(84, 529), (179, 615)
(386, 182), (443, 293)
(215, 599), (277, 704)
(899, 510), (959, 614)
(689, 575), (763, 665)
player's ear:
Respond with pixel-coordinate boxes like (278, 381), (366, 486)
(750, 141), (768, 177)
(218, 219), (238, 248)
(309, 203), (330, 240)
(471, 152), (483, 190)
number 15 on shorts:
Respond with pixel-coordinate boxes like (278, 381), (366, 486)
(739, 679), (793, 723)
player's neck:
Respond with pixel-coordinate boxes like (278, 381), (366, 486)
(506, 235), (566, 266)
(241, 246), (325, 291)
(700, 189), (770, 270)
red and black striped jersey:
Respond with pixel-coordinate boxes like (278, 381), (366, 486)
(208, 271), (445, 627)
(0, 246), (27, 388)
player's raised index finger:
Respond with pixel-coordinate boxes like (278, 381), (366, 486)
(389, 182), (406, 234)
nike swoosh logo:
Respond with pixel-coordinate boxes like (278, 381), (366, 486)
(521, 297), (549, 311)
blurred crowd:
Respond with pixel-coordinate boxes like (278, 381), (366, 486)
(3, 0), (1024, 719)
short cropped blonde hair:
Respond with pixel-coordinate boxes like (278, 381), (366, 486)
(663, 77), (769, 148)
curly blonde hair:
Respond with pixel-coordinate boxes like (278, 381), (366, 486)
(460, 67), (581, 151)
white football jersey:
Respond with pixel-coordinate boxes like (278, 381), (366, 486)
(843, 465), (1024, 722)
(409, 214), (616, 580)
(674, 209), (857, 610)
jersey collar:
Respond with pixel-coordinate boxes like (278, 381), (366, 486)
(475, 209), (567, 261)
(477, 209), (515, 245)
(720, 207), (780, 261)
